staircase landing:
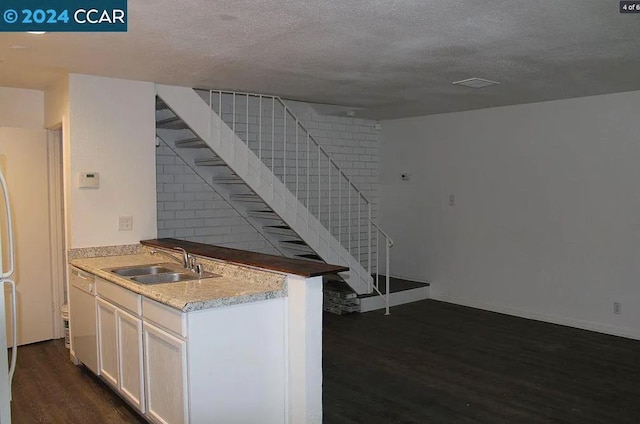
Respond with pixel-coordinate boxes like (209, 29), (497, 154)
(324, 276), (430, 314)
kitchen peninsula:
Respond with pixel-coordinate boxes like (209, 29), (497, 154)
(68, 238), (347, 424)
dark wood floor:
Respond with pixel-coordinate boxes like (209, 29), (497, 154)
(323, 300), (640, 424)
(9, 299), (640, 423)
(10, 339), (144, 423)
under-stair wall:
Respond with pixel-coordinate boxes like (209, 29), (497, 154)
(156, 138), (280, 254)
(156, 97), (380, 256)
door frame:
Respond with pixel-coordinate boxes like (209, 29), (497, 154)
(47, 126), (66, 339)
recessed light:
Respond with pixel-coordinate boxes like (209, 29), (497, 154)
(27, 31), (46, 35)
(9, 45), (28, 50)
(452, 78), (500, 89)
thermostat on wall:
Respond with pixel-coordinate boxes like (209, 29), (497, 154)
(78, 172), (100, 189)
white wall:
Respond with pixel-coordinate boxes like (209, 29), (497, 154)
(68, 74), (157, 248)
(44, 77), (69, 129)
(44, 77), (72, 252)
(0, 87), (43, 129)
(285, 100), (379, 210)
(380, 90), (640, 339)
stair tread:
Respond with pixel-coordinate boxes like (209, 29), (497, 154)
(246, 211), (281, 221)
(296, 254), (324, 263)
(230, 194), (264, 202)
(212, 177), (245, 184)
(157, 116), (189, 130)
(281, 240), (310, 246)
(263, 225), (298, 236)
(175, 138), (207, 148)
(194, 157), (225, 166)
(280, 240), (315, 254)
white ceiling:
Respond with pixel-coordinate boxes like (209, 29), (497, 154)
(1, 0), (639, 119)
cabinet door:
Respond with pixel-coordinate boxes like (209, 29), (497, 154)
(117, 308), (145, 412)
(143, 322), (188, 424)
(96, 298), (118, 387)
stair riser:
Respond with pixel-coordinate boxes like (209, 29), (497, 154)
(359, 286), (430, 313)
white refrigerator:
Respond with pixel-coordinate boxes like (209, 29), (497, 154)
(0, 167), (17, 424)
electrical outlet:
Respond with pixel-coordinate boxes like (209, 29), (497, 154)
(449, 194), (456, 207)
(118, 215), (133, 231)
(614, 302), (622, 315)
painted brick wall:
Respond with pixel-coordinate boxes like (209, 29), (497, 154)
(285, 100), (379, 216)
(157, 93), (379, 257)
(156, 139), (279, 254)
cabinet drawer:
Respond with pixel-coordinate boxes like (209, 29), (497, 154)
(142, 298), (187, 338)
(96, 278), (142, 316)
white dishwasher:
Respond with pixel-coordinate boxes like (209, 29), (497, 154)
(69, 267), (98, 374)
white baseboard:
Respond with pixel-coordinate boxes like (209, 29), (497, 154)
(387, 273), (431, 285)
(431, 293), (640, 341)
(360, 286), (430, 313)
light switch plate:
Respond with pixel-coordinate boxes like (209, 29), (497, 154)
(118, 215), (133, 231)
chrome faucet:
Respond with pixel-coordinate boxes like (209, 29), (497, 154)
(150, 247), (203, 276)
(149, 248), (183, 266)
(175, 247), (190, 268)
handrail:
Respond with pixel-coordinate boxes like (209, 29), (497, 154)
(210, 90), (376, 209)
(207, 89), (393, 313)
(273, 97), (376, 208)
(371, 221), (394, 248)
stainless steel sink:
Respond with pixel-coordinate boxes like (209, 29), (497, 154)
(110, 264), (178, 277)
(131, 272), (200, 284)
(131, 271), (219, 285)
(108, 263), (220, 285)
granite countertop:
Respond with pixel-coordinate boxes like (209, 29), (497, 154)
(70, 250), (286, 312)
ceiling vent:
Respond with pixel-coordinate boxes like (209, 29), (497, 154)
(452, 78), (499, 89)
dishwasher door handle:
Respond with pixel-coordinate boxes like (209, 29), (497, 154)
(72, 269), (92, 280)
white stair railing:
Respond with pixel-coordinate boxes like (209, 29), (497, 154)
(203, 90), (393, 313)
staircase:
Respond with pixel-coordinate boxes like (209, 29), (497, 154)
(155, 85), (401, 312)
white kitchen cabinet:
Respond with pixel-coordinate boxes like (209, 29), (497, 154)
(117, 308), (145, 412)
(96, 278), (145, 414)
(88, 272), (287, 424)
(141, 296), (287, 424)
(96, 297), (118, 387)
(143, 321), (188, 424)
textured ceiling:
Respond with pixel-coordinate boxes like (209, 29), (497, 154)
(0, 0), (639, 119)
